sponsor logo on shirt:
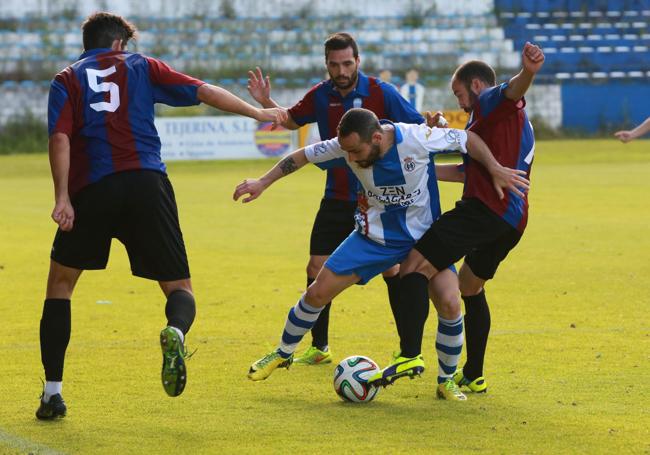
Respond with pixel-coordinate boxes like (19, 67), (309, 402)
(353, 98), (363, 108)
(403, 156), (416, 172)
(445, 129), (462, 146)
(366, 187), (422, 207)
(329, 102), (342, 107)
(313, 142), (328, 156)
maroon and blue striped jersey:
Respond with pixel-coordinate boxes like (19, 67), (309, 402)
(463, 83), (534, 233)
(48, 48), (205, 197)
(288, 71), (424, 202)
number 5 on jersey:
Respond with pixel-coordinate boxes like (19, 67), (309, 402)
(87, 66), (120, 112)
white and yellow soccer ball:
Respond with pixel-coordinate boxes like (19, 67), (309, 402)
(333, 355), (381, 403)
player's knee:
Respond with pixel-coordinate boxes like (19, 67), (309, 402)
(459, 281), (483, 297)
(304, 285), (330, 308)
(306, 257), (325, 278)
(435, 291), (461, 319)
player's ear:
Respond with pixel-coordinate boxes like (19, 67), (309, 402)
(470, 78), (482, 95)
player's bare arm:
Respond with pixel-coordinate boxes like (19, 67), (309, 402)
(197, 83), (288, 126)
(615, 116), (650, 143)
(465, 130), (530, 199)
(48, 132), (74, 231)
(246, 66), (301, 130)
(233, 148), (309, 203)
(504, 42), (545, 101)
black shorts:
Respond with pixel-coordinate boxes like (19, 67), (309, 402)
(309, 198), (357, 256)
(51, 170), (190, 281)
(414, 198), (522, 280)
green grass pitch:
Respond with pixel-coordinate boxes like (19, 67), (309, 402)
(0, 139), (648, 454)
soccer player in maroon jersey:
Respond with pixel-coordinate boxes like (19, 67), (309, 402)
(390, 42), (544, 396)
(37, 12), (286, 419)
(246, 33), (426, 366)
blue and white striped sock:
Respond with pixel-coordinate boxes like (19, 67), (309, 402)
(278, 295), (323, 359)
(436, 315), (464, 384)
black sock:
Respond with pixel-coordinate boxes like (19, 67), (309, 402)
(399, 273), (430, 358)
(40, 299), (71, 382)
(307, 278), (330, 349)
(462, 290), (490, 380)
(383, 274), (403, 341)
(165, 290), (196, 335)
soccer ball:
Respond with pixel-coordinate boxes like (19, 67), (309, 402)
(333, 355), (381, 403)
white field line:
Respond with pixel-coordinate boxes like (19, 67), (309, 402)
(0, 427), (66, 455)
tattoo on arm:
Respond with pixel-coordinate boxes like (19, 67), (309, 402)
(279, 157), (298, 175)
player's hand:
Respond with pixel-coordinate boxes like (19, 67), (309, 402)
(522, 42), (545, 74)
(258, 107), (288, 129)
(489, 166), (530, 200)
(425, 111), (448, 128)
(247, 67), (271, 104)
(233, 178), (266, 203)
(614, 130), (633, 143)
(51, 197), (75, 231)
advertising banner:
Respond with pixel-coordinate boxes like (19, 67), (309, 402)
(156, 116), (294, 161)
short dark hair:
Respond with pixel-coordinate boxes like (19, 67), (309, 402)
(452, 60), (496, 87)
(82, 12), (137, 51)
(324, 32), (359, 61)
(338, 108), (381, 143)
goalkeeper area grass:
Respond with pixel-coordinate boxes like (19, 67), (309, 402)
(0, 139), (648, 454)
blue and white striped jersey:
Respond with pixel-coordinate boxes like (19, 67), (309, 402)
(304, 122), (468, 246)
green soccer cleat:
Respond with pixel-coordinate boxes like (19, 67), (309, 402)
(248, 350), (293, 381)
(453, 368), (488, 393)
(437, 378), (468, 401)
(160, 326), (193, 397)
(35, 393), (67, 420)
(367, 355), (425, 387)
(294, 346), (332, 365)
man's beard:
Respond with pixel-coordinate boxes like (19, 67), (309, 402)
(331, 70), (358, 90)
(356, 143), (381, 168)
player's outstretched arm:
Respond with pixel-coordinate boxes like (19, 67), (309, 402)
(246, 67), (301, 130)
(49, 132), (74, 231)
(197, 83), (288, 127)
(233, 148), (309, 203)
(614, 116), (650, 143)
(504, 42), (545, 101)
(465, 131), (530, 199)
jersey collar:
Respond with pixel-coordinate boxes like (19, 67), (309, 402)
(327, 71), (370, 98)
(379, 119), (404, 145)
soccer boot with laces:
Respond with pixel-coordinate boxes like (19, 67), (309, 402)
(248, 350), (293, 381)
(35, 393), (67, 420)
(160, 326), (193, 397)
(453, 368), (488, 393)
(366, 355), (425, 387)
(294, 346), (332, 365)
(437, 378), (468, 401)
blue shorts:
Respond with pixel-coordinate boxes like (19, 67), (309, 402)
(324, 232), (414, 285)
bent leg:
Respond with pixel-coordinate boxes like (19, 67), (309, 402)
(159, 279), (195, 336)
(279, 267), (359, 358)
(306, 255), (330, 350)
(429, 269), (464, 384)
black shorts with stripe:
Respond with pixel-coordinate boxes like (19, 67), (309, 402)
(414, 198), (522, 280)
(51, 170), (190, 281)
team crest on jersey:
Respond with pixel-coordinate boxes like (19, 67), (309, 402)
(353, 98), (363, 108)
(403, 156), (416, 172)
